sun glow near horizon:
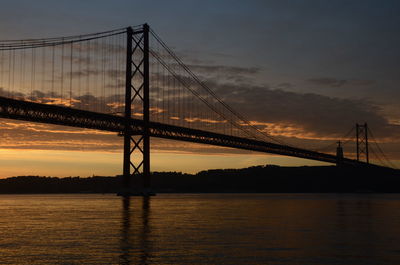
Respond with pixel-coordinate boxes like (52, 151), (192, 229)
(0, 148), (332, 179)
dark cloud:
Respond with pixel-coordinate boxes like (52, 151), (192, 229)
(307, 78), (375, 87)
(136, 71), (400, 141)
(0, 87), (126, 114)
(68, 69), (124, 79)
(275, 83), (294, 90)
(1, 65), (396, 140)
(69, 69), (102, 78)
(212, 81), (400, 139)
(1, 67), (399, 158)
(0, 87), (25, 99)
(181, 64), (261, 85)
(184, 64), (260, 76)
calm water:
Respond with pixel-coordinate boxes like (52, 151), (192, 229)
(1, 194), (400, 264)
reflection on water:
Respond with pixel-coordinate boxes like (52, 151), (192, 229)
(120, 196), (151, 265)
(1, 193), (400, 264)
(120, 197), (130, 264)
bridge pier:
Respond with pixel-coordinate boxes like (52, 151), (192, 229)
(120, 24), (154, 196)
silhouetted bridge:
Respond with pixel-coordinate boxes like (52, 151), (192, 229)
(0, 95), (358, 164)
(0, 24), (393, 194)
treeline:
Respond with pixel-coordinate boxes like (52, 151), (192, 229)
(0, 165), (399, 193)
(0, 175), (119, 194)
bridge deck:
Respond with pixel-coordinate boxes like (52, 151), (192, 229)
(0, 96), (375, 167)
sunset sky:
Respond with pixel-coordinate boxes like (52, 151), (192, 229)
(0, 0), (399, 177)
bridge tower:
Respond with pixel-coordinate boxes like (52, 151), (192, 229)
(336, 140), (344, 166)
(122, 24), (152, 196)
(356, 123), (369, 164)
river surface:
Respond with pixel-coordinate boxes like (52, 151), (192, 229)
(0, 193), (400, 264)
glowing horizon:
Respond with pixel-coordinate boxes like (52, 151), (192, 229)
(0, 147), (336, 178)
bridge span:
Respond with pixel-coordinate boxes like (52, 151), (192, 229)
(0, 24), (395, 194)
(0, 95), (370, 167)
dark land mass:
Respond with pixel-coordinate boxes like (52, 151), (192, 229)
(0, 165), (400, 194)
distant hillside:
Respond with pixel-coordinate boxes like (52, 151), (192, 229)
(0, 165), (399, 193)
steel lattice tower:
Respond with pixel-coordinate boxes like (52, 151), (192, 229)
(122, 24), (151, 195)
(356, 123), (369, 164)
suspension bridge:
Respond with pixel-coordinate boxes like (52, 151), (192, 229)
(0, 24), (396, 195)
